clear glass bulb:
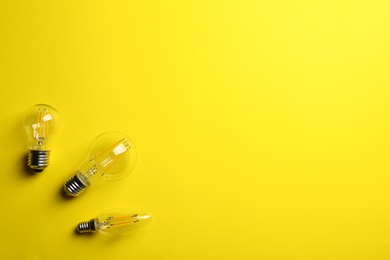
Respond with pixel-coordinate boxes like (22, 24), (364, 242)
(23, 104), (60, 172)
(63, 132), (137, 196)
(76, 209), (151, 236)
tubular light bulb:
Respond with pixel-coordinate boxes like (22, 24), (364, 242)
(23, 104), (60, 172)
(76, 209), (152, 236)
(63, 132), (137, 196)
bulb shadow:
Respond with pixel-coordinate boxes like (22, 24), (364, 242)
(72, 228), (95, 237)
(71, 229), (140, 244)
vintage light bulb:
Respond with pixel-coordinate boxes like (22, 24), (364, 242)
(76, 209), (152, 236)
(63, 132), (137, 196)
(23, 104), (60, 172)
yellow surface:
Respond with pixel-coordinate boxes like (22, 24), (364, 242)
(1, 0), (390, 259)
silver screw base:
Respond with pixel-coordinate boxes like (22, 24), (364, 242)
(77, 219), (97, 233)
(28, 150), (50, 172)
(63, 174), (87, 197)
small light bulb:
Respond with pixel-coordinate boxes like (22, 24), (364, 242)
(63, 132), (137, 196)
(76, 209), (152, 236)
(23, 104), (60, 172)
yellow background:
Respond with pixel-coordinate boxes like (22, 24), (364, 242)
(1, 0), (390, 259)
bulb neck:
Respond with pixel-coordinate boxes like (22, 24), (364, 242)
(28, 150), (50, 172)
(63, 174), (87, 196)
(77, 219), (97, 233)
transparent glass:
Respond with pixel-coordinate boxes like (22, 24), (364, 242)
(23, 104), (60, 151)
(96, 209), (151, 236)
(77, 132), (137, 186)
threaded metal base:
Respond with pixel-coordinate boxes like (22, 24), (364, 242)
(63, 174), (87, 196)
(77, 219), (97, 233)
(28, 150), (50, 172)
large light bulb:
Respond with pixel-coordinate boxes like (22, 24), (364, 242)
(63, 132), (137, 196)
(23, 104), (60, 172)
(76, 209), (152, 236)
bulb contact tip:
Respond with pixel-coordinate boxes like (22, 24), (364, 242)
(28, 150), (50, 172)
(63, 174), (87, 197)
